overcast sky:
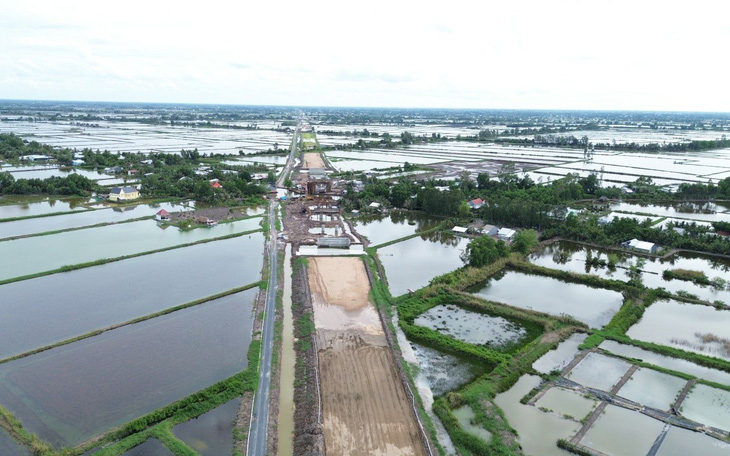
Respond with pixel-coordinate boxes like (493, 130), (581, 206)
(1, 0), (728, 111)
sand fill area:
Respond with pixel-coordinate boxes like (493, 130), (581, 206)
(303, 153), (326, 169)
(308, 257), (426, 456)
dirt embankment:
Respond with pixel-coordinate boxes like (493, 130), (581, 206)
(309, 257), (427, 456)
(303, 153), (326, 169)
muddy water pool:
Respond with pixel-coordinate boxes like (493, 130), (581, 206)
(0, 428), (30, 456)
(172, 397), (240, 456)
(469, 270), (623, 328)
(408, 340), (487, 397)
(452, 406), (492, 443)
(121, 439), (174, 456)
(535, 387), (596, 421)
(352, 211), (442, 246)
(0, 233), (264, 358)
(0, 289), (256, 447)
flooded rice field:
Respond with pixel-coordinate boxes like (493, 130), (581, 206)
(468, 270), (624, 328)
(535, 387), (597, 421)
(452, 406), (492, 443)
(579, 404), (665, 455)
(616, 368), (686, 411)
(626, 300), (730, 360)
(494, 375), (576, 456)
(407, 341), (487, 397)
(0, 233), (264, 359)
(610, 201), (730, 223)
(0, 428), (30, 456)
(532, 333), (587, 374)
(0, 217), (262, 280)
(530, 241), (730, 304)
(352, 211), (442, 246)
(414, 304), (531, 350)
(0, 288), (257, 447)
(0, 200), (193, 239)
(680, 384), (730, 431)
(122, 438), (174, 456)
(655, 425), (730, 456)
(377, 233), (469, 297)
(0, 196), (90, 219)
(172, 397), (240, 456)
(566, 352), (632, 391)
(599, 340), (730, 385)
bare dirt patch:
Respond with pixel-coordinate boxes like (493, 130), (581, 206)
(303, 153), (326, 169)
(308, 257), (426, 456)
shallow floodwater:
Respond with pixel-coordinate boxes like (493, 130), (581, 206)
(566, 352), (632, 391)
(493, 375), (576, 456)
(532, 333), (587, 374)
(414, 304), (530, 350)
(655, 425), (730, 456)
(681, 384), (730, 431)
(0, 233), (264, 358)
(0, 217), (262, 280)
(599, 340), (730, 385)
(626, 300), (730, 360)
(172, 397), (240, 456)
(452, 406), (492, 443)
(0, 196), (89, 219)
(611, 201), (730, 223)
(617, 368), (686, 411)
(0, 201), (194, 239)
(469, 270), (623, 328)
(535, 387), (596, 421)
(580, 405), (664, 455)
(409, 341), (487, 397)
(122, 439), (174, 456)
(0, 428), (30, 456)
(353, 211), (442, 246)
(378, 233), (469, 297)
(0, 289), (256, 447)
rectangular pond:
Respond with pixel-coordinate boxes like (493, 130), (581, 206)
(468, 270), (624, 328)
(535, 387), (597, 421)
(0, 196), (90, 219)
(617, 367), (686, 411)
(352, 211), (442, 246)
(580, 404), (665, 455)
(566, 352), (632, 392)
(0, 217), (262, 281)
(0, 233), (264, 358)
(408, 340), (487, 397)
(655, 425), (730, 456)
(172, 397), (240, 456)
(626, 300), (730, 360)
(0, 288), (257, 447)
(377, 232), (469, 297)
(681, 384), (730, 432)
(532, 333), (587, 374)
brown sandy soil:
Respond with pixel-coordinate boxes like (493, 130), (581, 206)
(303, 153), (326, 169)
(308, 257), (426, 456)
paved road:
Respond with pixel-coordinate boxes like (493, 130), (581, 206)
(247, 201), (279, 456)
(276, 126), (299, 187)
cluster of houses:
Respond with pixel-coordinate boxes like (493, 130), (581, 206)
(452, 222), (517, 242)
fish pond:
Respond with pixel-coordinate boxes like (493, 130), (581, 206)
(352, 211), (442, 246)
(451, 406), (492, 443)
(0, 289), (256, 447)
(378, 232), (469, 297)
(655, 425), (730, 456)
(468, 269), (624, 328)
(122, 439), (174, 456)
(0, 233), (264, 359)
(579, 404), (665, 455)
(408, 340), (488, 397)
(172, 397), (240, 456)
(626, 300), (730, 360)
(0, 196), (90, 219)
(534, 387), (597, 421)
(0, 217), (262, 280)
(566, 352), (632, 392)
(532, 333), (587, 374)
(0, 428), (30, 456)
(680, 384), (730, 432)
(413, 304), (539, 352)
(617, 368), (686, 411)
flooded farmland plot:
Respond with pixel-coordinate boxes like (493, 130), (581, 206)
(0, 196), (90, 219)
(352, 211), (442, 246)
(452, 406), (492, 443)
(469, 269), (624, 328)
(534, 387), (597, 421)
(655, 425), (730, 456)
(172, 397), (240, 456)
(579, 404), (665, 455)
(494, 375), (577, 456)
(408, 341), (487, 397)
(616, 368), (686, 411)
(565, 352), (632, 391)
(0, 428), (30, 456)
(610, 201), (730, 223)
(0, 233), (263, 358)
(121, 438), (174, 456)
(0, 217), (262, 280)
(0, 288), (257, 447)
(414, 304), (535, 351)
(0, 200), (193, 239)
(598, 340), (730, 385)
(626, 300), (730, 360)
(681, 384), (730, 432)
(532, 333), (587, 374)
(378, 233), (469, 297)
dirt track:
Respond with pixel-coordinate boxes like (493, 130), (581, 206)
(308, 257), (426, 456)
(303, 153), (326, 169)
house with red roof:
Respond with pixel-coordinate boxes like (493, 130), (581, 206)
(155, 209), (170, 221)
(468, 198), (484, 209)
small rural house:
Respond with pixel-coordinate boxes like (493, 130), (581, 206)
(452, 226), (468, 234)
(497, 227), (516, 242)
(108, 186), (140, 202)
(155, 209), (170, 221)
(468, 198), (484, 209)
(482, 224), (499, 236)
(622, 238), (658, 255)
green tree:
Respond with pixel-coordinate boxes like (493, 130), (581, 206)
(461, 236), (508, 267)
(511, 229), (539, 254)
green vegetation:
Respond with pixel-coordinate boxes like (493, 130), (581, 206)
(662, 268), (710, 285)
(461, 236), (509, 267)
